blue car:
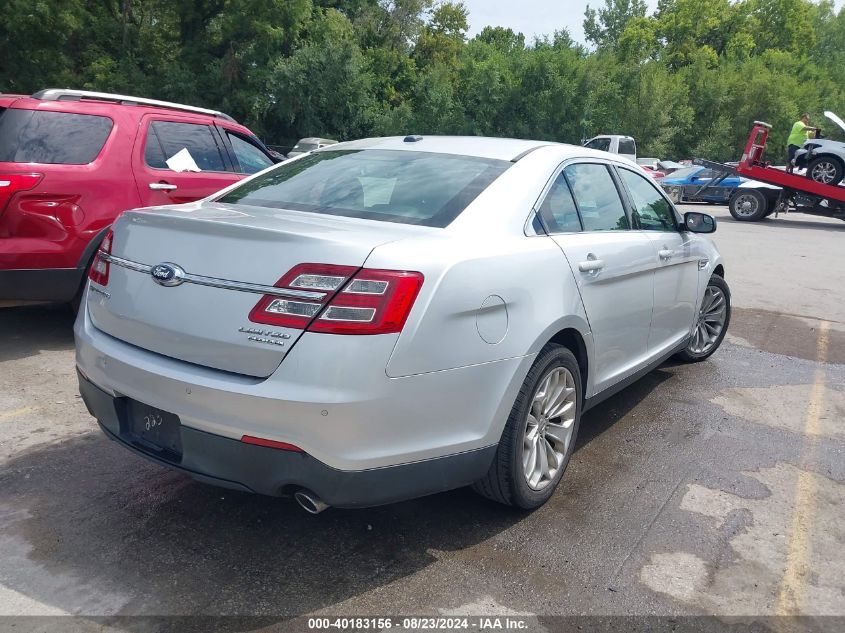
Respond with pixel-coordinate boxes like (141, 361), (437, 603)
(658, 166), (743, 203)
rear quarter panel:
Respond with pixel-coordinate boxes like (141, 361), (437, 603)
(369, 233), (591, 379)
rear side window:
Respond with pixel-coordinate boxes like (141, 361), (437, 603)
(618, 138), (636, 155)
(0, 109), (113, 164)
(538, 172), (582, 233)
(585, 138), (611, 152)
(144, 121), (226, 172)
(563, 163), (629, 231)
(227, 133), (274, 174)
(218, 149), (510, 228)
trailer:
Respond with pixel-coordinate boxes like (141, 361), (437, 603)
(724, 121), (845, 222)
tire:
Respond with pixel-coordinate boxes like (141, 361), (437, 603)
(473, 344), (582, 509)
(807, 155), (844, 186)
(728, 189), (769, 221)
(69, 256), (97, 315)
(675, 275), (731, 363)
(69, 289), (82, 315)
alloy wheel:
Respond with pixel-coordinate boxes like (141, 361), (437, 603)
(523, 367), (577, 490)
(688, 284), (728, 354)
(810, 160), (838, 184)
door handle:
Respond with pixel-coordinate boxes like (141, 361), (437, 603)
(149, 182), (177, 191)
(658, 248), (674, 260)
(578, 258), (605, 273)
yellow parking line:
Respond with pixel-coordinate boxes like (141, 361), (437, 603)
(775, 321), (829, 616)
(0, 407), (36, 421)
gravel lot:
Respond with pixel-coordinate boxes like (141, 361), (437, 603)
(1, 204), (843, 628)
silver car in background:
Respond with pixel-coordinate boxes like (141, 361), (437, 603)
(286, 137), (338, 158)
(75, 136), (730, 512)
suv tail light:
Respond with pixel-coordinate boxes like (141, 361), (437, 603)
(250, 264), (424, 335)
(88, 230), (114, 286)
(0, 173), (43, 215)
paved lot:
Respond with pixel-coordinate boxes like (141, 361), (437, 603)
(0, 205), (843, 626)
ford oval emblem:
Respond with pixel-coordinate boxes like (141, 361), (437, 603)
(150, 262), (185, 287)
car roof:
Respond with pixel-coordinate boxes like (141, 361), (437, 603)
(319, 136), (568, 162)
(0, 91), (242, 126)
(0, 94), (27, 109)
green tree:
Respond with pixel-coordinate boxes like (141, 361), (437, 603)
(584, 0), (648, 49)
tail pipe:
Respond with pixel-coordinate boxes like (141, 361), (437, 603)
(294, 489), (330, 515)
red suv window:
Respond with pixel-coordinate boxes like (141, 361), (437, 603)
(143, 120), (227, 172)
(0, 109), (113, 164)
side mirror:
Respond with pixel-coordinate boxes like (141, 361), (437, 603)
(684, 211), (716, 234)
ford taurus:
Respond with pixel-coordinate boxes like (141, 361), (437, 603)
(75, 136), (730, 512)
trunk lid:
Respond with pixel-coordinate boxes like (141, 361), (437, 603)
(87, 202), (425, 377)
(824, 111), (845, 135)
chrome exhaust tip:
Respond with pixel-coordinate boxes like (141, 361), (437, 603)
(294, 490), (329, 515)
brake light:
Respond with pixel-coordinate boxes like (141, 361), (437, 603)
(88, 229), (113, 286)
(0, 173), (43, 215)
(249, 264), (424, 335)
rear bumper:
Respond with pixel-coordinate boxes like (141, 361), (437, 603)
(0, 267), (83, 301)
(75, 291), (531, 472)
(79, 370), (497, 507)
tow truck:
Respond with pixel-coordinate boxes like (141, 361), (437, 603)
(678, 121), (845, 222)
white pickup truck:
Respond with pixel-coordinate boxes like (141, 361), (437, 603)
(583, 134), (637, 162)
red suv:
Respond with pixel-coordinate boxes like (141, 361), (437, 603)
(0, 89), (279, 305)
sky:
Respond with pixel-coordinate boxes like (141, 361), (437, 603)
(460, 0), (660, 45)
(459, 0), (845, 45)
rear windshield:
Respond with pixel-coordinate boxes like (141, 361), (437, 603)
(618, 138), (636, 155)
(218, 149), (511, 227)
(665, 167), (699, 180)
(585, 138), (611, 152)
(0, 109), (113, 164)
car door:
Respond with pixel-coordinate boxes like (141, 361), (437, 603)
(536, 161), (657, 395)
(616, 166), (700, 356)
(133, 116), (241, 206)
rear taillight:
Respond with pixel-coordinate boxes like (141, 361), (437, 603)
(249, 264), (424, 335)
(88, 229), (113, 286)
(0, 173), (43, 215)
(249, 264), (358, 329)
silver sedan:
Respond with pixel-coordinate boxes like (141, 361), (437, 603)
(75, 136), (730, 512)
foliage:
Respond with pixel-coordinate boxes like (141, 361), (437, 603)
(1, 0), (844, 159)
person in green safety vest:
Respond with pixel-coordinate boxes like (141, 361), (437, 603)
(786, 113), (819, 173)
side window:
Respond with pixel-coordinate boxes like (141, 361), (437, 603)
(144, 125), (166, 168)
(0, 110), (112, 164)
(227, 133), (274, 174)
(144, 121), (226, 172)
(563, 163), (629, 231)
(618, 138), (636, 155)
(618, 168), (677, 232)
(538, 172), (582, 233)
(584, 138), (611, 152)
